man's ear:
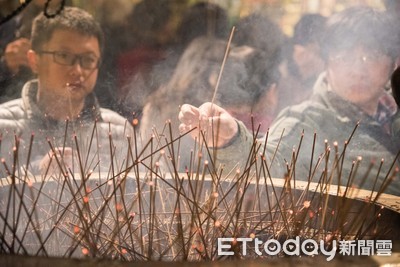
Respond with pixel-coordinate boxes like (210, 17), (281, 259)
(27, 50), (38, 73)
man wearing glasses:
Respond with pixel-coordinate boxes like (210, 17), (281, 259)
(0, 7), (132, 174)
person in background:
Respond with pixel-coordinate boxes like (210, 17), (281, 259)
(232, 13), (285, 131)
(0, 0), (71, 103)
(178, 6), (400, 196)
(140, 36), (279, 137)
(121, 1), (229, 126)
(113, 0), (173, 122)
(140, 36), (279, 170)
(277, 14), (326, 113)
(90, 0), (134, 112)
(0, 7), (132, 175)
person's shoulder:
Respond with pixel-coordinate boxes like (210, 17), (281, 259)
(0, 98), (25, 120)
(0, 98), (26, 131)
(270, 96), (333, 138)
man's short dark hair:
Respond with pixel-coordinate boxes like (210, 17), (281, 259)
(31, 7), (104, 55)
(233, 13), (284, 86)
(292, 14), (326, 46)
(321, 6), (399, 60)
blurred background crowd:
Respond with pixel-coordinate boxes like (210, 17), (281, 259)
(0, 0), (398, 137)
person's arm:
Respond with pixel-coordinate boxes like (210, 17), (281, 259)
(178, 102), (255, 171)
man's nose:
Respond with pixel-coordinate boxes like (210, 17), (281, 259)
(70, 57), (84, 73)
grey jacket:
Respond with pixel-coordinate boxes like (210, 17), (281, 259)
(217, 73), (400, 196)
(0, 80), (133, 174)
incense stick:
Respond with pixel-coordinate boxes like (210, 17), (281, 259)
(211, 26), (236, 105)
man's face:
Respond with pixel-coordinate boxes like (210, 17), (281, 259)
(31, 29), (100, 102)
(293, 42), (325, 81)
(326, 45), (393, 114)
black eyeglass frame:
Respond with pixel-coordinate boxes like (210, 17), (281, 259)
(37, 50), (101, 70)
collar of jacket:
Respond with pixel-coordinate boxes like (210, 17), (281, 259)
(21, 79), (102, 125)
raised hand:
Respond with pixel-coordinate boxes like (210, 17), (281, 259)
(178, 102), (238, 148)
(4, 38), (31, 74)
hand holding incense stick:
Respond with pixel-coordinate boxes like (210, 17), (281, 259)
(178, 27), (239, 147)
(178, 102), (238, 147)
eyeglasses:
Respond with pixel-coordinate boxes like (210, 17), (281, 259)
(38, 50), (100, 70)
(329, 50), (389, 66)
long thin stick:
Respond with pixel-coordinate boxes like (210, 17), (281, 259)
(211, 26), (235, 105)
